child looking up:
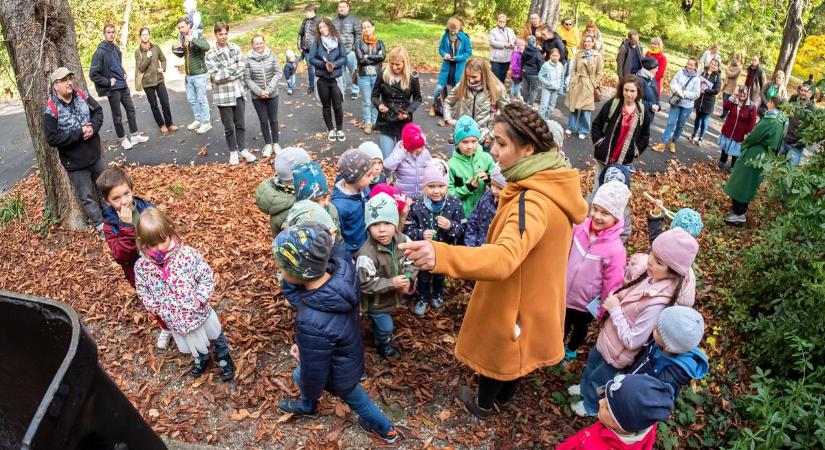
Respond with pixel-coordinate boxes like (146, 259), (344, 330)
(448, 115), (497, 217)
(464, 165), (505, 247)
(255, 146), (311, 236)
(332, 149), (374, 253)
(406, 160), (465, 315)
(356, 193), (419, 361)
(564, 181), (630, 362)
(570, 228), (698, 417)
(627, 305), (708, 397)
(558, 374), (675, 450)
(274, 222), (399, 443)
(134, 207), (235, 381)
(292, 161), (341, 237)
(383, 121), (432, 199)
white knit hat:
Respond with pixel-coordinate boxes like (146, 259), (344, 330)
(358, 141), (383, 161)
(592, 180), (631, 220)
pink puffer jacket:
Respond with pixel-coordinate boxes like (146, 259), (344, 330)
(566, 218), (627, 312)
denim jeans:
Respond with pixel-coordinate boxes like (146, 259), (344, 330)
(299, 49), (316, 89)
(539, 89), (559, 120)
(784, 142), (804, 166)
(562, 60), (573, 92)
(417, 272), (445, 302)
(185, 73), (210, 123)
(344, 52), (359, 95)
(433, 83), (448, 104)
(721, 93), (731, 118)
(195, 331), (230, 362)
(522, 74), (540, 106)
(379, 134), (397, 158)
(692, 111), (710, 140)
(287, 74), (296, 90)
(369, 312), (393, 345)
(357, 74), (378, 124)
(292, 367), (392, 433)
(661, 105), (693, 144)
(579, 348), (620, 415)
(566, 109), (592, 135)
(66, 157), (106, 227)
(491, 61), (510, 83)
(510, 80), (522, 98)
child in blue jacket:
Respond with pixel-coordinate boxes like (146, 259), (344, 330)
(331, 149), (374, 253)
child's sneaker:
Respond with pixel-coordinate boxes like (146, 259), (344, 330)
(570, 400), (588, 417)
(432, 296), (444, 312)
(413, 299), (429, 316)
(156, 329), (172, 349)
(191, 355), (211, 378)
(216, 353), (235, 382)
(567, 384), (581, 396)
(287, 88), (293, 95)
(562, 346), (577, 363)
(278, 399), (319, 418)
(358, 417), (398, 443)
(377, 342), (401, 361)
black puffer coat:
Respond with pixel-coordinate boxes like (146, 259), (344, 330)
(694, 70), (721, 115)
(371, 74), (422, 139)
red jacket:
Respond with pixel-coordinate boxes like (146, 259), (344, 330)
(645, 51), (667, 97)
(102, 196), (153, 288)
(557, 422), (657, 450)
(720, 98), (758, 142)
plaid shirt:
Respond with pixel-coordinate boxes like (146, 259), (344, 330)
(205, 43), (246, 106)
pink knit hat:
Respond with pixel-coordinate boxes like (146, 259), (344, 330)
(369, 183), (410, 214)
(423, 159), (449, 186)
(401, 122), (426, 151)
(651, 228), (699, 277)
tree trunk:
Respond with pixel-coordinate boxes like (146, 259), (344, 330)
(530, 0), (562, 29)
(120, 0), (132, 49)
(775, 0), (805, 90)
(0, 0), (89, 230)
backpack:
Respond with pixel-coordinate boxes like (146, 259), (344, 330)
(601, 98), (645, 134)
(47, 89), (87, 118)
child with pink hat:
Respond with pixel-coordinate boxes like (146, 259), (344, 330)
(383, 122), (432, 199)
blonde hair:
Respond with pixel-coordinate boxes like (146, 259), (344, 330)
(136, 207), (179, 252)
(382, 46), (412, 91)
(446, 17), (462, 32)
(455, 56), (504, 105)
(651, 37), (663, 49)
(772, 70), (786, 82)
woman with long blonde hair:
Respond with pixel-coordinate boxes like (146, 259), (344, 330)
(443, 56), (509, 150)
(372, 46), (422, 157)
(645, 37), (667, 97)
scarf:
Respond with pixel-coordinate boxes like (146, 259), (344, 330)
(583, 49), (594, 59)
(647, 47), (661, 55)
(144, 239), (181, 280)
(467, 80), (483, 91)
(502, 151), (567, 182)
(140, 41), (152, 52)
(321, 35), (338, 52)
(362, 33), (377, 46)
(613, 103), (640, 164)
(423, 196), (446, 213)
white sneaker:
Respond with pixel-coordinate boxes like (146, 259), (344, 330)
(567, 384), (581, 396)
(229, 151), (240, 165)
(271, 143), (281, 155)
(564, 129), (572, 137)
(156, 329), (172, 349)
(571, 400), (588, 417)
(121, 137), (134, 150)
(327, 130), (337, 142)
(186, 121), (201, 130)
(196, 123), (212, 134)
(240, 149), (257, 163)
(130, 133), (149, 144)
(336, 130), (346, 142)
(578, 133), (587, 140)
(262, 144), (273, 157)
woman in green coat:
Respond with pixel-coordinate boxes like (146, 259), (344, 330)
(723, 97), (787, 224)
(448, 116), (497, 217)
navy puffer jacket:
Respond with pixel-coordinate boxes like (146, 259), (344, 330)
(282, 250), (364, 400)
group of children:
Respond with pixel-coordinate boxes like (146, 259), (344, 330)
(93, 107), (710, 445)
(506, 36), (567, 121)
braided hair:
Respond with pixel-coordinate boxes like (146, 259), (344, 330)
(494, 102), (558, 153)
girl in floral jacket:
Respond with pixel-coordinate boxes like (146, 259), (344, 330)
(134, 207), (235, 382)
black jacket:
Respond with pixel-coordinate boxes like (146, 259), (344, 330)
(405, 196), (465, 245)
(354, 39), (385, 76)
(635, 71), (660, 113)
(521, 45), (544, 77)
(89, 41), (127, 97)
(784, 95), (815, 148)
(591, 99), (652, 165)
(298, 16), (321, 51)
(372, 74), (422, 139)
(540, 33), (567, 64)
(43, 91), (104, 171)
(694, 70), (722, 114)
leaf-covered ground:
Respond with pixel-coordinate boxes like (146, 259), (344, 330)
(0, 159), (761, 448)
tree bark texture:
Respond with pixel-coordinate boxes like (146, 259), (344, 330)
(120, 0), (132, 49)
(0, 0), (90, 229)
(775, 0), (805, 90)
(530, 0), (561, 29)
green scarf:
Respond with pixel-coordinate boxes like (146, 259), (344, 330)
(502, 151), (567, 182)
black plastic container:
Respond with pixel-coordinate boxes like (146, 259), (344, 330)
(0, 291), (167, 450)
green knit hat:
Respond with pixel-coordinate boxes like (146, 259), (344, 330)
(365, 193), (399, 228)
(454, 115), (482, 146)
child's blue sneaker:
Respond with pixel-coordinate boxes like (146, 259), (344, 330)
(358, 417), (399, 443)
(413, 299), (429, 316)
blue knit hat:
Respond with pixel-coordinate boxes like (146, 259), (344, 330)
(657, 306), (705, 354)
(454, 115), (482, 146)
(672, 208), (703, 238)
(272, 222), (333, 281)
(292, 161), (328, 201)
(605, 374), (675, 433)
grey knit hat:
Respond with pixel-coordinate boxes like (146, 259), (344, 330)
(275, 147), (311, 183)
(657, 306), (705, 354)
(365, 193), (399, 228)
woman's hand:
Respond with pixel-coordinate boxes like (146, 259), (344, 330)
(378, 104), (389, 113)
(325, 62), (334, 72)
(398, 240), (436, 271)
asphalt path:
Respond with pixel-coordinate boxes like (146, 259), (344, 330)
(0, 72), (726, 191)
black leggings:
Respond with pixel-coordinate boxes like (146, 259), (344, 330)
(317, 77), (343, 131)
(477, 375), (520, 409)
(719, 151), (738, 168)
(731, 198), (749, 215)
(564, 308), (593, 352)
(143, 82), (173, 127)
(252, 97), (279, 144)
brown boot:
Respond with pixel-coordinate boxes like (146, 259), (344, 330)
(653, 143), (666, 153)
(669, 143), (676, 153)
(428, 104), (436, 117)
(167, 124), (178, 132)
(160, 125), (168, 133)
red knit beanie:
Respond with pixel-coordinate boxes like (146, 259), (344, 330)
(401, 122), (426, 151)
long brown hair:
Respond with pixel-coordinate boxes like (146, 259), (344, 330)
(316, 18), (341, 42)
(616, 270), (685, 307)
(455, 56), (505, 105)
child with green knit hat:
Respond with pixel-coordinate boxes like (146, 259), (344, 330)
(447, 115), (497, 217)
(355, 193), (419, 361)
